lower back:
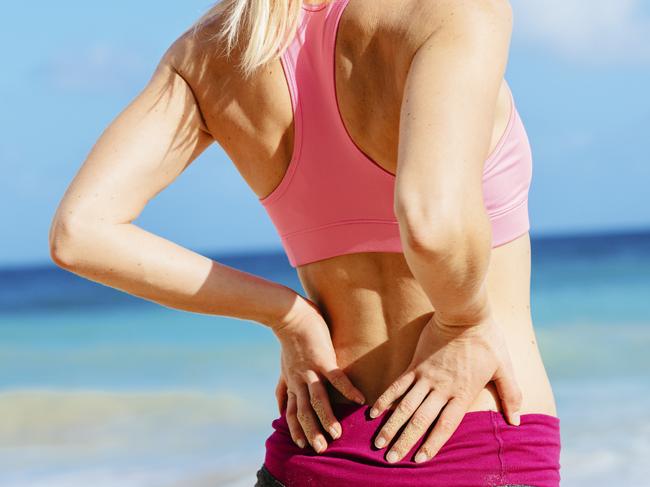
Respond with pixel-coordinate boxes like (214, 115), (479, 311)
(297, 232), (558, 417)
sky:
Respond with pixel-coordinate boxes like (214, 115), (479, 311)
(1, 0), (649, 267)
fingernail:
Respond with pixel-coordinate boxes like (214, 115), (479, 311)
(512, 411), (521, 426)
(415, 452), (428, 463)
(386, 451), (399, 463)
(369, 408), (379, 418)
(375, 436), (386, 448)
(329, 425), (341, 439)
(356, 394), (366, 404)
(296, 439), (306, 448)
(314, 439), (325, 452)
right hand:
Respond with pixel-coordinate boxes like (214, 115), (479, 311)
(370, 308), (522, 463)
(273, 296), (366, 453)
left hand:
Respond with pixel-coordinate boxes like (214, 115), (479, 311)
(369, 310), (523, 463)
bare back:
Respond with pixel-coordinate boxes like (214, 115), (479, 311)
(177, 0), (557, 417)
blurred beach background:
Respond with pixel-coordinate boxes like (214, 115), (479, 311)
(1, 1), (649, 486)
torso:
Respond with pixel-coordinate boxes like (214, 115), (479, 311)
(177, 0), (557, 417)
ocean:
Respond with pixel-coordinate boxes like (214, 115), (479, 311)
(1, 230), (649, 487)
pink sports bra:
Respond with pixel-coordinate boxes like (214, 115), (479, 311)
(259, 0), (533, 268)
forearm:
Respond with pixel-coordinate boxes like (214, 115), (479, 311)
(49, 220), (302, 330)
(390, 0), (512, 326)
(396, 203), (493, 324)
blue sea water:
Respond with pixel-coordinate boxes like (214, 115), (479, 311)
(1, 230), (649, 486)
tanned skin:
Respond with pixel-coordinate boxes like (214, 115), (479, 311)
(50, 0), (556, 464)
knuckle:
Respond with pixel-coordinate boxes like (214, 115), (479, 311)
(437, 417), (455, 434)
(383, 416), (400, 433)
(383, 408), (408, 432)
(456, 385), (470, 397)
(297, 368), (312, 381)
(410, 413), (429, 431)
(434, 374), (454, 390)
(388, 380), (404, 396)
(331, 378), (351, 395)
(328, 373), (346, 388)
(326, 369), (343, 381)
(309, 382), (323, 396)
(309, 393), (320, 407)
(419, 370), (435, 384)
(310, 399), (328, 421)
(296, 411), (311, 426)
(301, 424), (315, 439)
(454, 390), (471, 403)
(397, 398), (415, 415)
(374, 396), (388, 410)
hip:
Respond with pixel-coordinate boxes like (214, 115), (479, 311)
(260, 401), (561, 487)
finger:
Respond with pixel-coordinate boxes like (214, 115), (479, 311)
(306, 375), (342, 440)
(370, 370), (417, 418)
(323, 367), (366, 405)
(385, 390), (448, 463)
(295, 385), (328, 453)
(275, 376), (288, 415)
(374, 380), (430, 451)
(493, 363), (523, 426)
(285, 391), (306, 449)
(415, 396), (468, 462)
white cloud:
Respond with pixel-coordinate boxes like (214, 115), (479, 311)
(513, 0), (650, 65)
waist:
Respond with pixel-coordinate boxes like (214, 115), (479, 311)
(298, 233), (556, 416)
(324, 311), (558, 418)
(263, 401), (561, 487)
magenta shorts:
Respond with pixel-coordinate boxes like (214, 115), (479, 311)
(262, 402), (561, 487)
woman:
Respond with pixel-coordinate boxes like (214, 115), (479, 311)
(49, 0), (561, 486)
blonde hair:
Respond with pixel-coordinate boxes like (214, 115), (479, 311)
(192, 0), (315, 78)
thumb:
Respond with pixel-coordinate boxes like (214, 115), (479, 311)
(323, 367), (366, 405)
(275, 375), (288, 415)
(493, 363), (523, 426)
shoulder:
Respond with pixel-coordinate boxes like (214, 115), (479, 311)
(346, 0), (512, 49)
(154, 12), (253, 130)
(160, 15), (233, 83)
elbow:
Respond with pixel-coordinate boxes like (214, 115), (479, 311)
(396, 204), (462, 255)
(48, 216), (87, 269)
(395, 199), (489, 256)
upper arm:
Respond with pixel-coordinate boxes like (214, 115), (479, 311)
(394, 0), (512, 227)
(52, 39), (214, 229)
